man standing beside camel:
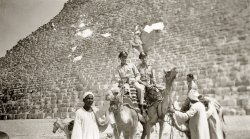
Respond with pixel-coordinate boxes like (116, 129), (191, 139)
(169, 89), (210, 139)
(199, 95), (226, 139)
(137, 52), (163, 104)
(71, 92), (110, 139)
(180, 73), (198, 112)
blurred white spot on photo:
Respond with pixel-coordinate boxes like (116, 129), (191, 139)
(73, 55), (82, 62)
(75, 29), (93, 38)
(101, 33), (111, 38)
(143, 22), (164, 33)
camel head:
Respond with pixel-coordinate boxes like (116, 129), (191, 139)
(105, 87), (121, 101)
(164, 67), (178, 83)
(105, 87), (123, 111)
(52, 118), (61, 133)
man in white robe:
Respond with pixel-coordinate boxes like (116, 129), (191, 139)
(170, 90), (210, 139)
(199, 96), (225, 139)
(71, 92), (109, 139)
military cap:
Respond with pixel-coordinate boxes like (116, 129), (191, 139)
(118, 51), (128, 58)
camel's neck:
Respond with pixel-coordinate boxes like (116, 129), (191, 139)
(164, 80), (174, 97)
(113, 105), (126, 122)
(113, 105), (123, 116)
(159, 80), (174, 116)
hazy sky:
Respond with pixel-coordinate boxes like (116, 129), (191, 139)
(0, 0), (67, 58)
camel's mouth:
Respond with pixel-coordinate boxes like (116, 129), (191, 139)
(110, 102), (119, 111)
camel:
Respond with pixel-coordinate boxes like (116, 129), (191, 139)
(141, 67), (178, 139)
(106, 86), (143, 139)
(52, 118), (74, 139)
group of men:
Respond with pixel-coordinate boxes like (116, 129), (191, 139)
(71, 51), (225, 139)
(169, 74), (225, 139)
(71, 51), (154, 139)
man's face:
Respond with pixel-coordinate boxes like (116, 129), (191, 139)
(141, 56), (147, 64)
(187, 76), (192, 82)
(120, 56), (127, 64)
(83, 94), (94, 107)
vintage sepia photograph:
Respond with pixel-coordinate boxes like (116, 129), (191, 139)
(0, 0), (250, 139)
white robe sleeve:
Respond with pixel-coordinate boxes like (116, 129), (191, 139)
(71, 112), (82, 139)
(92, 107), (110, 132)
(206, 103), (215, 118)
(174, 105), (198, 125)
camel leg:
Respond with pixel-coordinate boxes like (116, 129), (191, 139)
(141, 123), (147, 139)
(141, 123), (151, 139)
(123, 130), (136, 139)
(113, 126), (121, 139)
(123, 131), (129, 139)
(146, 123), (152, 139)
(158, 121), (164, 139)
(130, 127), (137, 139)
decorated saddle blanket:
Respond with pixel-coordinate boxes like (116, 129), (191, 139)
(122, 96), (141, 113)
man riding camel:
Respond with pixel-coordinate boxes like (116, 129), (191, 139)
(137, 52), (156, 86)
(137, 52), (162, 103)
(117, 51), (145, 106)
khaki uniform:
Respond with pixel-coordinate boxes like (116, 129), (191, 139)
(117, 63), (145, 104)
(137, 63), (156, 85)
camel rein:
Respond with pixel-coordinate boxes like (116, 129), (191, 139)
(165, 108), (187, 139)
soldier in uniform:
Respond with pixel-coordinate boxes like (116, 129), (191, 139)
(137, 52), (156, 86)
(137, 52), (162, 104)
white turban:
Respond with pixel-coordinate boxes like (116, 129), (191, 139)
(83, 91), (94, 99)
(188, 89), (200, 101)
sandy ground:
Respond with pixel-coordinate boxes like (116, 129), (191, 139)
(0, 116), (250, 139)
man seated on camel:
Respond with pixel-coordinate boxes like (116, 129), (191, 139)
(137, 52), (162, 103)
(117, 51), (145, 106)
(137, 52), (156, 86)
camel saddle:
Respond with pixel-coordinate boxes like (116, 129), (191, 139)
(145, 84), (164, 107)
(122, 96), (141, 113)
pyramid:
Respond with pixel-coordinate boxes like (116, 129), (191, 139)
(0, 0), (250, 119)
